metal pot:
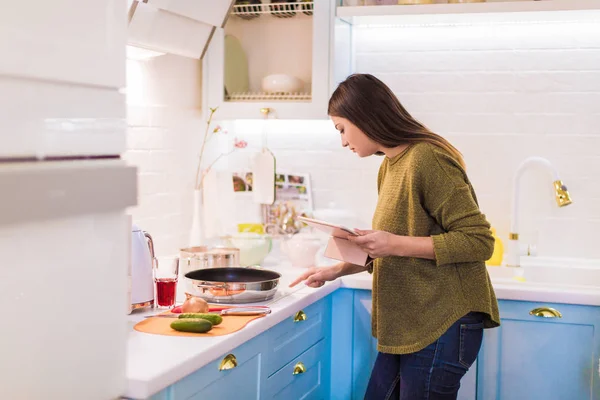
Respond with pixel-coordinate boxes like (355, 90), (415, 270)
(184, 267), (281, 304)
(180, 246), (240, 271)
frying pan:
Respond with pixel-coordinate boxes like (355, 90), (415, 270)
(185, 267), (281, 304)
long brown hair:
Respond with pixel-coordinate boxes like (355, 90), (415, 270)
(328, 73), (465, 169)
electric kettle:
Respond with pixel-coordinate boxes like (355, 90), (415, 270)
(130, 224), (156, 311)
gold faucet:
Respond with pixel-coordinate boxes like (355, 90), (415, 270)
(554, 180), (572, 207)
(507, 157), (573, 268)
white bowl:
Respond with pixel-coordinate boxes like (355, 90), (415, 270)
(280, 234), (322, 268)
(224, 233), (273, 266)
(261, 74), (304, 94)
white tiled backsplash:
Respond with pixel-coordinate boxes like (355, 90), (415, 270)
(126, 21), (600, 259)
(124, 55), (203, 256)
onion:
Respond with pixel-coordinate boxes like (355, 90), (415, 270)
(182, 293), (209, 313)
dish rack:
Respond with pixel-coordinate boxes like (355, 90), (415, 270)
(225, 91), (312, 101)
(233, 1), (314, 19)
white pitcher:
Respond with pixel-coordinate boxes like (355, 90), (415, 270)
(280, 234), (322, 268)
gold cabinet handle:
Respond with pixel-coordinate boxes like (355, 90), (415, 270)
(293, 310), (307, 322)
(529, 307), (562, 318)
(293, 362), (306, 375)
(219, 354), (238, 371)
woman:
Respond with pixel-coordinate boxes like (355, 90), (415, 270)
(290, 74), (500, 400)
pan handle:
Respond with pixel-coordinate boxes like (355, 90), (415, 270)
(193, 282), (228, 289)
(221, 307), (272, 316)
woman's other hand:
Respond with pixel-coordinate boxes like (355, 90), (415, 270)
(350, 230), (435, 260)
(349, 229), (399, 258)
(289, 264), (343, 288)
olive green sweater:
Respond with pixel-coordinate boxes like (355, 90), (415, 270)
(371, 142), (500, 354)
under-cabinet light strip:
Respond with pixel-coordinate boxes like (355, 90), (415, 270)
(354, 17), (600, 28)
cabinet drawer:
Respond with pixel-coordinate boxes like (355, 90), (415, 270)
(498, 299), (600, 323)
(185, 354), (260, 400)
(170, 335), (264, 400)
(478, 299), (600, 400)
(265, 297), (330, 377)
(265, 339), (329, 400)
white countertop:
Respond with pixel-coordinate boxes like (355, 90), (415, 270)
(125, 266), (340, 399)
(125, 257), (600, 399)
(338, 267), (600, 306)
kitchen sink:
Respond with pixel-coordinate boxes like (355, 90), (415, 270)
(486, 257), (600, 289)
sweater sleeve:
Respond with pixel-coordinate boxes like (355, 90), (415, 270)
(420, 146), (494, 266)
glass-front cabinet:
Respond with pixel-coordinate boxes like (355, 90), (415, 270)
(204, 0), (334, 119)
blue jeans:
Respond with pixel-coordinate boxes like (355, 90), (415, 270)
(364, 312), (485, 400)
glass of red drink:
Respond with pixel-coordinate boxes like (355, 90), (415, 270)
(154, 257), (179, 309)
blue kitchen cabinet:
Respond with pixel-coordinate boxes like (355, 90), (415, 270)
(330, 289), (379, 400)
(152, 296), (332, 400)
(265, 339), (330, 399)
(329, 288), (355, 400)
(351, 290), (379, 399)
(146, 291), (600, 400)
(459, 361), (478, 400)
(264, 298), (332, 399)
(149, 390), (168, 400)
(330, 289), (375, 400)
(330, 289), (477, 400)
(477, 299), (600, 400)
(161, 333), (266, 400)
(181, 350), (263, 400)
(264, 298), (330, 377)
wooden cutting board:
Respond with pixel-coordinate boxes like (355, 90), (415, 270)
(133, 312), (266, 337)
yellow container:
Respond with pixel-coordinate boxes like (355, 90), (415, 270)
(398, 0), (434, 4)
(237, 223), (264, 235)
(486, 227), (504, 266)
(448, 0), (485, 3)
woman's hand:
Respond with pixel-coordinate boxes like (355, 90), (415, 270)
(348, 229), (400, 258)
(289, 264), (343, 288)
(349, 230), (436, 260)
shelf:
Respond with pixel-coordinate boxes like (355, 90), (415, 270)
(337, 0), (600, 25)
(233, 1), (314, 19)
(225, 92), (312, 101)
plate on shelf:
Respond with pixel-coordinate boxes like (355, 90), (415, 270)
(224, 34), (249, 97)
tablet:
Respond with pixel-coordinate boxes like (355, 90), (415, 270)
(297, 216), (359, 239)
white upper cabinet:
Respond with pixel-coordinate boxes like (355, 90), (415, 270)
(128, 0), (234, 60)
(0, 0), (127, 159)
(0, 0), (126, 89)
(205, 0), (334, 119)
(145, 0), (234, 27)
(0, 79), (126, 159)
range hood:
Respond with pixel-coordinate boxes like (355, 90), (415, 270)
(127, 0), (235, 60)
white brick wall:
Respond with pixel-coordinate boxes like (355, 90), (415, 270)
(124, 55), (203, 257)
(123, 21), (599, 260)
(226, 20), (600, 259)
